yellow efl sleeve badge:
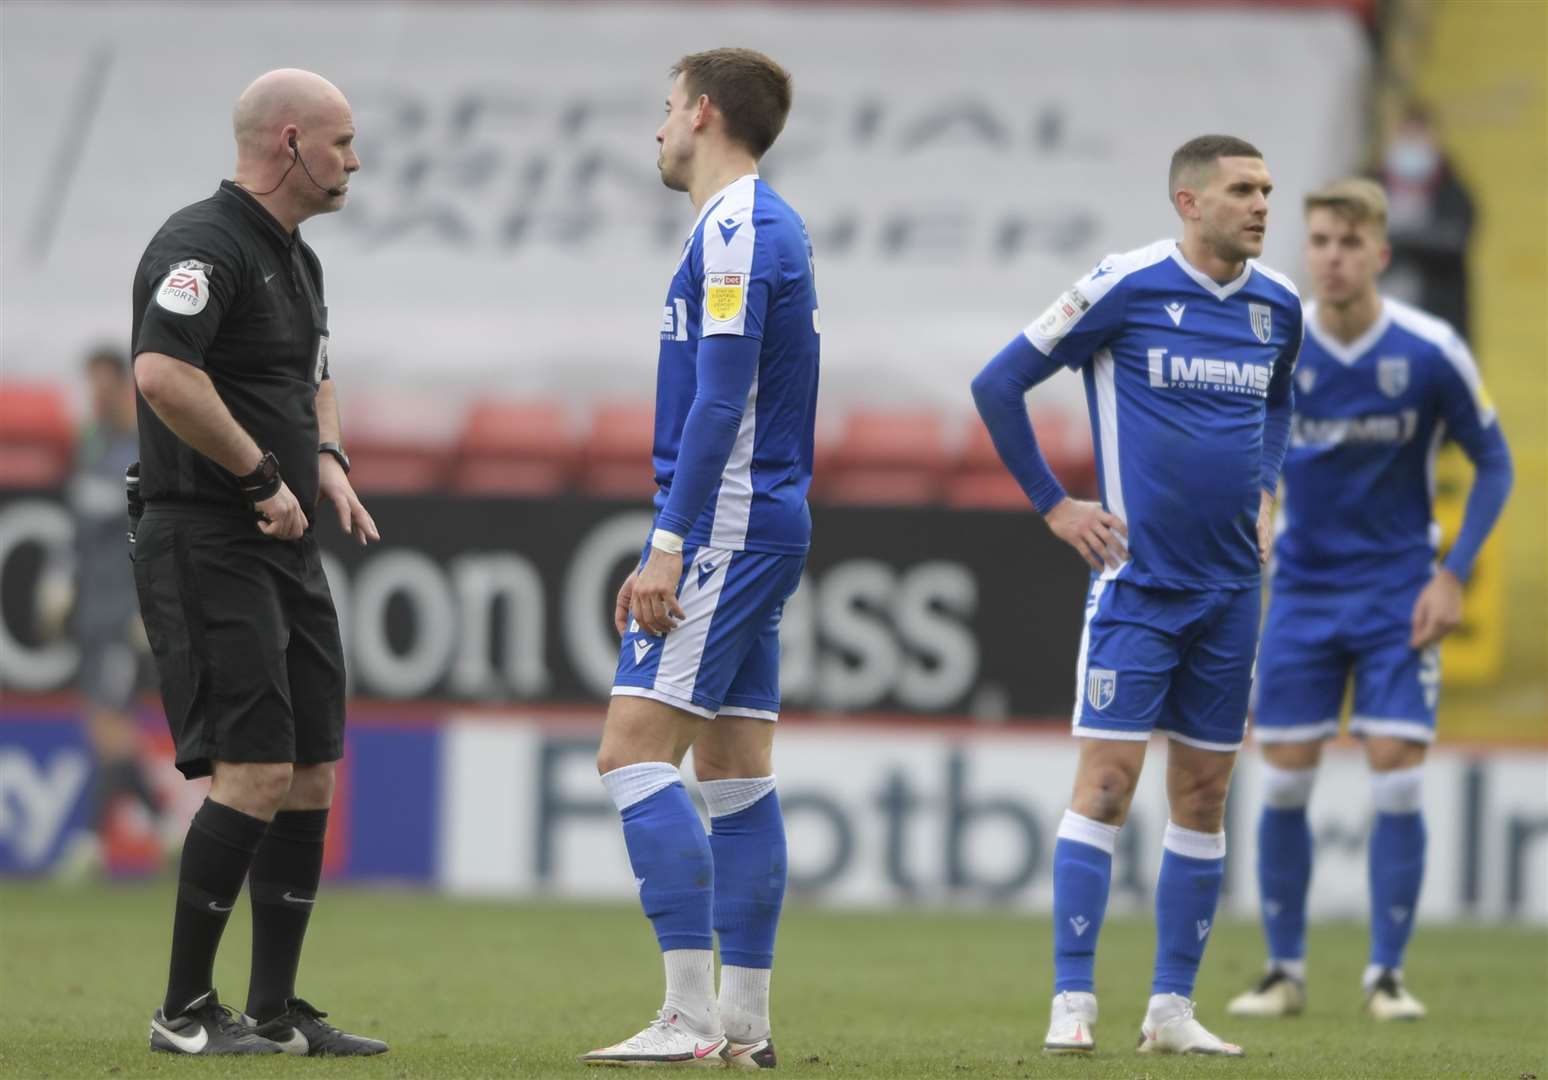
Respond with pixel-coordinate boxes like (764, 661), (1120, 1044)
(706, 272), (745, 322)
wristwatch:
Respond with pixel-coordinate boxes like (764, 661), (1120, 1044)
(319, 441), (351, 475)
(237, 450), (282, 503)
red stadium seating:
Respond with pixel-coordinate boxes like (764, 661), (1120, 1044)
(0, 383), (73, 488)
(582, 403), (658, 498)
(452, 401), (577, 496)
(816, 409), (948, 506)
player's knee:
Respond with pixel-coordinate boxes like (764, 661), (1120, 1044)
(1366, 737), (1427, 773)
(1170, 771), (1231, 830)
(287, 762), (336, 808)
(213, 761), (294, 817)
(1073, 765), (1140, 824)
(1371, 764), (1424, 815)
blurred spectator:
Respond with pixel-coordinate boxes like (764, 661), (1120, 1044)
(36, 347), (164, 875)
(1377, 102), (1476, 338)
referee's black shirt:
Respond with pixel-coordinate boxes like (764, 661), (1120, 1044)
(132, 180), (331, 518)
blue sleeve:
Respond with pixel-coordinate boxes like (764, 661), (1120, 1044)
(655, 334), (761, 537)
(1442, 423), (1511, 581)
(1431, 338), (1513, 580)
(1024, 256), (1130, 370)
(969, 334), (1068, 514)
(1260, 305), (1302, 494)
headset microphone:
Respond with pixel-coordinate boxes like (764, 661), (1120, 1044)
(289, 135), (344, 198)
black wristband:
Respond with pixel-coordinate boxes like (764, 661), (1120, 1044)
(236, 451), (282, 503)
(318, 441), (350, 475)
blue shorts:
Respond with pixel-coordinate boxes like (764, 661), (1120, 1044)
(611, 543), (805, 720)
(1252, 582), (1438, 744)
(1073, 579), (1260, 751)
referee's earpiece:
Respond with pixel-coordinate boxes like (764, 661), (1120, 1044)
(288, 134), (298, 157)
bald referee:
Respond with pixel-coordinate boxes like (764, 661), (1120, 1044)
(133, 69), (384, 1057)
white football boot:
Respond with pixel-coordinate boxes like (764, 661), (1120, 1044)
(1137, 993), (1244, 1056)
(1365, 969), (1427, 1021)
(1227, 968), (1307, 1017)
(580, 1008), (728, 1067)
(724, 1037), (777, 1069)
(1042, 991), (1098, 1054)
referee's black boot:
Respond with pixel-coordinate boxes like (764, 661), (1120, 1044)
(252, 997), (389, 1056)
(149, 990), (282, 1055)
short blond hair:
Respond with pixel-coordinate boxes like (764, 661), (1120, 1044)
(1304, 178), (1388, 235)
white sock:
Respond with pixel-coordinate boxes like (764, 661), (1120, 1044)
(1363, 963), (1399, 993)
(1270, 957), (1307, 982)
(662, 949), (719, 1035)
(718, 964), (772, 1042)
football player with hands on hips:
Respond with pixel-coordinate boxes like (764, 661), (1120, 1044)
(973, 135), (1302, 1058)
(582, 48), (820, 1070)
(131, 69), (384, 1058)
(1226, 178), (1511, 1023)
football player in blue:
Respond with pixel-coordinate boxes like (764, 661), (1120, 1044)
(972, 135), (1302, 1057)
(581, 48), (818, 1070)
(1227, 178), (1511, 1022)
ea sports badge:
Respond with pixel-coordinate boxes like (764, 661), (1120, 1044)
(156, 260), (212, 315)
(705, 272), (744, 322)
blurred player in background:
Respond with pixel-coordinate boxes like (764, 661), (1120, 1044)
(973, 135), (1301, 1057)
(38, 347), (162, 875)
(583, 48), (819, 1069)
(1227, 178), (1511, 1022)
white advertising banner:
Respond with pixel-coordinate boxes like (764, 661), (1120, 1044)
(1, 2), (1367, 411)
(436, 717), (1548, 925)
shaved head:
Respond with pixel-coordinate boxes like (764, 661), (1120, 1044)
(233, 68), (349, 154)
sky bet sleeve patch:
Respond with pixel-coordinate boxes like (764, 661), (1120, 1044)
(705, 272), (745, 323)
(154, 260), (213, 316)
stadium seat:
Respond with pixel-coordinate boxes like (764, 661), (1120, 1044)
(582, 403), (659, 498)
(451, 401), (577, 496)
(816, 409), (947, 506)
(0, 383), (73, 488)
(337, 391), (459, 495)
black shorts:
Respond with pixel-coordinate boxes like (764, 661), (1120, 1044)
(132, 505), (345, 779)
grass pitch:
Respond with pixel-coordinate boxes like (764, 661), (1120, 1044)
(1, 881), (1544, 1078)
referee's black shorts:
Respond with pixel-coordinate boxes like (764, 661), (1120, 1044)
(132, 505), (346, 779)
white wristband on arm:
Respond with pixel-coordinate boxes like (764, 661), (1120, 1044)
(650, 528), (685, 555)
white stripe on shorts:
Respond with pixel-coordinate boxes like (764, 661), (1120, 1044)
(652, 549), (732, 704)
(1070, 579), (1109, 727)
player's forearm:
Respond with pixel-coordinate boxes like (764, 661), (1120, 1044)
(316, 377), (342, 445)
(970, 335), (1067, 514)
(133, 352), (262, 475)
(1441, 425), (1513, 581)
(656, 335), (761, 536)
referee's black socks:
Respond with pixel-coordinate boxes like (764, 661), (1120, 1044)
(164, 798), (268, 1016)
(245, 807), (329, 1023)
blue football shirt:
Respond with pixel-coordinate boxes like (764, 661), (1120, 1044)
(1274, 297), (1500, 591)
(653, 175), (820, 555)
(1025, 239), (1303, 590)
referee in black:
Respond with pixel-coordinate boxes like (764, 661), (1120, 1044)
(133, 68), (383, 1057)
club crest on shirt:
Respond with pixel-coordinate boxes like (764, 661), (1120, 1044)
(155, 260), (213, 316)
(1296, 366), (1317, 395)
(1086, 668), (1116, 712)
(1377, 356), (1410, 398)
(1248, 302), (1273, 344)
(705, 272), (744, 322)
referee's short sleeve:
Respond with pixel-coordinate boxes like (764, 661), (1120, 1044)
(134, 225), (243, 369)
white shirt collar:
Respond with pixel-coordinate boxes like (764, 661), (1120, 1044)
(1169, 244), (1254, 300)
(1306, 299), (1391, 365)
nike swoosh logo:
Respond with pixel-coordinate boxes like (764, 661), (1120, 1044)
(274, 1029), (309, 1054)
(263, 271), (278, 285)
(693, 1040), (725, 1059)
(152, 1018), (209, 1054)
(728, 1044), (758, 1057)
(282, 892), (316, 904)
(208, 901), (234, 912)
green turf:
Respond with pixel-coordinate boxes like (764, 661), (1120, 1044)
(1, 881), (1545, 1078)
